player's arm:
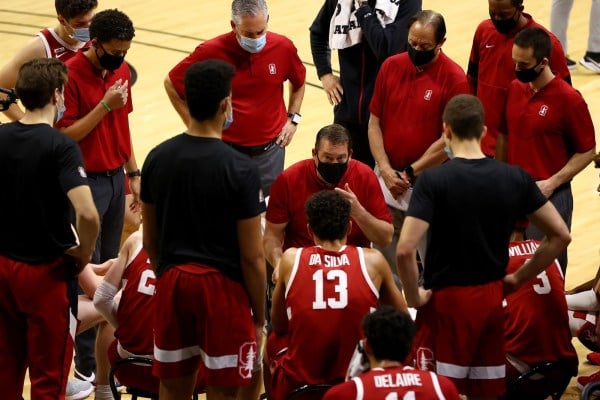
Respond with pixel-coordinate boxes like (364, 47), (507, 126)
(0, 36), (46, 120)
(93, 231), (140, 328)
(271, 248), (296, 335)
(142, 202), (159, 273)
(66, 185), (100, 272)
(364, 248), (408, 312)
(164, 74), (190, 127)
(238, 215), (267, 329)
(505, 202), (571, 292)
(396, 216), (431, 308)
(335, 184), (393, 247)
(263, 220), (287, 282)
(496, 133), (508, 162)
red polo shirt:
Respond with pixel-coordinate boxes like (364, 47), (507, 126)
(505, 76), (595, 180)
(468, 14), (570, 156)
(57, 51), (133, 172)
(370, 51), (470, 169)
(168, 31), (306, 147)
(266, 159), (392, 250)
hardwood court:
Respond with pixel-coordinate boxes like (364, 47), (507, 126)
(1, 0), (598, 399)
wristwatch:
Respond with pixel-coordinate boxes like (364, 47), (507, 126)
(127, 169), (141, 178)
(287, 112), (302, 126)
(403, 165), (416, 183)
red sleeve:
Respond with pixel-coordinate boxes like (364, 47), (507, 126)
(564, 94), (596, 153)
(369, 57), (390, 117)
(286, 39), (307, 89)
(265, 172), (290, 224)
(322, 381), (357, 400)
(168, 44), (205, 99)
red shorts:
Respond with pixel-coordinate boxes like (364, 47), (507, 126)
(412, 281), (506, 398)
(153, 264), (257, 386)
(0, 255), (77, 400)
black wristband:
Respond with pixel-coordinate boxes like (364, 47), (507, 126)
(403, 165), (416, 183)
(127, 169), (141, 178)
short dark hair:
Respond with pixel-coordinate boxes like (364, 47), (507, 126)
(305, 190), (351, 241)
(408, 10), (446, 44)
(363, 306), (415, 362)
(514, 27), (552, 62)
(443, 94), (485, 140)
(314, 124), (352, 152)
(184, 60), (236, 122)
(16, 58), (68, 110)
(89, 9), (135, 44)
(511, 0), (524, 6)
(55, 0), (97, 20)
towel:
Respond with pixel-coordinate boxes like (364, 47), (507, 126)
(329, 0), (401, 50)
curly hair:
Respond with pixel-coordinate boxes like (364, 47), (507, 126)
(305, 190), (351, 241)
(363, 306), (415, 362)
(89, 9), (135, 43)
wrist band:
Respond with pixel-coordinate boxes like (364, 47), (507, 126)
(100, 100), (112, 112)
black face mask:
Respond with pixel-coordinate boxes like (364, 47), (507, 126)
(490, 10), (519, 34)
(515, 61), (543, 83)
(96, 43), (125, 71)
(316, 159), (348, 185)
(407, 44), (437, 67)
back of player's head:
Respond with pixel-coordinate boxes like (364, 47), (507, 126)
(363, 306), (415, 362)
(305, 190), (351, 241)
(443, 94), (485, 140)
(16, 58), (68, 110)
(314, 124), (352, 152)
(184, 60), (236, 122)
(231, 0), (268, 24)
(55, 0), (97, 20)
(408, 10), (446, 44)
(514, 27), (552, 62)
(89, 9), (135, 44)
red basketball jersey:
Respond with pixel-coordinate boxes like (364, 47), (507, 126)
(325, 366), (459, 400)
(504, 240), (578, 372)
(281, 245), (379, 385)
(37, 28), (85, 61)
(115, 244), (156, 356)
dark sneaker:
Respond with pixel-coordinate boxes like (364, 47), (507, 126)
(580, 52), (600, 73)
(566, 57), (577, 70)
(74, 368), (96, 384)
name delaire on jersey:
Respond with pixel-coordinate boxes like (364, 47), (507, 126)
(508, 241), (539, 257)
(308, 253), (350, 268)
(373, 372), (423, 388)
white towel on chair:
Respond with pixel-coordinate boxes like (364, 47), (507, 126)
(329, 0), (401, 50)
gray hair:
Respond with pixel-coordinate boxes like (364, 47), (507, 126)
(231, 0), (268, 25)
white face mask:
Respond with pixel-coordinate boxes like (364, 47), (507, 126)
(238, 33), (267, 53)
(55, 94), (66, 124)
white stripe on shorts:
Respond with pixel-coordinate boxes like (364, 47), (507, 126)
(154, 344), (238, 370)
(436, 361), (504, 380)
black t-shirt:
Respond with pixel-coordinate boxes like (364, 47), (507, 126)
(0, 122), (88, 263)
(141, 134), (266, 280)
(408, 157), (547, 289)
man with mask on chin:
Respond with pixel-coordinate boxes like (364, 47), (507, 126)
(467, 0), (570, 158)
(165, 0), (306, 196)
(497, 27), (596, 274)
(264, 124), (393, 283)
(0, 0), (97, 122)
(368, 10), (469, 274)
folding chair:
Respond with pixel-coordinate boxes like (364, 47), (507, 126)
(286, 384), (333, 400)
(501, 361), (572, 400)
(108, 356), (200, 400)
(581, 380), (600, 400)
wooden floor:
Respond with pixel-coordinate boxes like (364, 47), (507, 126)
(1, 0), (598, 398)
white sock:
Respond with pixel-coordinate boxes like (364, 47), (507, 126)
(566, 289), (600, 311)
(94, 384), (114, 400)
